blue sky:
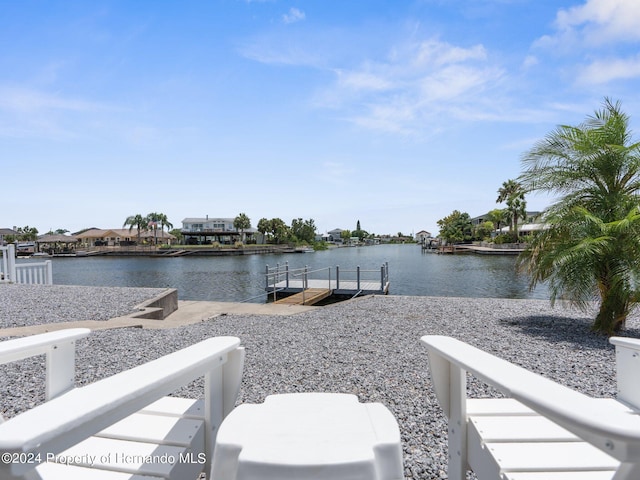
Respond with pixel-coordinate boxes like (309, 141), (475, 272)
(3, 0), (640, 237)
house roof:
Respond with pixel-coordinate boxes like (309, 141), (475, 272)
(0, 228), (17, 236)
(182, 217), (234, 223)
(37, 234), (79, 243)
(75, 228), (176, 240)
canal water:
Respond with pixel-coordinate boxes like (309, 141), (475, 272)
(36, 244), (548, 302)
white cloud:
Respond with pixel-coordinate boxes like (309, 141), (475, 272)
(577, 55), (640, 84)
(538, 0), (640, 48)
(283, 8), (305, 25)
(530, 1), (640, 89)
(0, 85), (120, 140)
(335, 70), (393, 91)
(411, 40), (487, 67)
(522, 55), (538, 69)
(0, 86), (106, 113)
(320, 38), (503, 135)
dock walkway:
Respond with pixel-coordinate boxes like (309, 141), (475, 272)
(274, 288), (332, 306)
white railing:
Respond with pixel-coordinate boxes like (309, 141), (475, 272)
(0, 245), (16, 283)
(0, 244), (53, 285)
(265, 262), (389, 297)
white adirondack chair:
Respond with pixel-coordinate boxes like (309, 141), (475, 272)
(0, 328), (244, 480)
(421, 335), (640, 480)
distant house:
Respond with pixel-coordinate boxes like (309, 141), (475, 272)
(500, 223), (548, 235)
(181, 217), (257, 245)
(327, 228), (344, 244)
(471, 211), (542, 229)
(75, 228), (175, 246)
(0, 228), (17, 245)
(415, 230), (432, 243)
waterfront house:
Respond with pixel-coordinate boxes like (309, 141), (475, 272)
(327, 228), (344, 244)
(0, 228), (17, 245)
(471, 211), (542, 234)
(316, 229), (344, 244)
(182, 217), (257, 245)
(415, 230), (432, 244)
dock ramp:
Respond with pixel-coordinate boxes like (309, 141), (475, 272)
(275, 288), (332, 306)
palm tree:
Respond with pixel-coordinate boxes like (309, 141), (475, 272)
(518, 98), (640, 334)
(497, 179), (526, 239)
(123, 214), (147, 244)
(486, 208), (508, 233)
(145, 212), (173, 245)
(158, 214), (173, 235)
(233, 213), (251, 243)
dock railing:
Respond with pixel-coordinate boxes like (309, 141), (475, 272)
(265, 262), (389, 301)
(0, 245), (53, 285)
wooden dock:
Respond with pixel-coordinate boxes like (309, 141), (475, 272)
(438, 244), (525, 255)
(274, 288), (332, 306)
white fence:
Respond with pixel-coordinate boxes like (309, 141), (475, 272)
(0, 245), (53, 285)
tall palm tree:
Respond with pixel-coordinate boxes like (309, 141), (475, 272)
(496, 179), (526, 239)
(123, 214), (147, 244)
(233, 213), (251, 242)
(518, 98), (640, 334)
(157, 213), (173, 235)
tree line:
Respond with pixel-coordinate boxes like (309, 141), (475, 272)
(437, 180), (527, 246)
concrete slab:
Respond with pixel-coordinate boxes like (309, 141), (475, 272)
(0, 301), (317, 337)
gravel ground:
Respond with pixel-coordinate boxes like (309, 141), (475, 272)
(2, 288), (640, 479)
(0, 284), (167, 328)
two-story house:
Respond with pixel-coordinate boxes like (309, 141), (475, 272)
(182, 217), (256, 245)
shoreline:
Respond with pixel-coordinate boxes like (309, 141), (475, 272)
(1, 286), (639, 478)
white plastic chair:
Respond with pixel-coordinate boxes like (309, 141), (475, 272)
(421, 335), (640, 480)
(0, 329), (244, 480)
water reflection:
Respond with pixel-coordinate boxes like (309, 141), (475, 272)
(44, 244), (548, 302)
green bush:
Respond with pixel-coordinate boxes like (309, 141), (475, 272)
(494, 233), (516, 244)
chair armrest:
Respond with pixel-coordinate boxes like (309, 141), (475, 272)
(0, 335), (242, 477)
(0, 329), (90, 364)
(0, 328), (91, 400)
(421, 335), (640, 463)
(610, 337), (640, 410)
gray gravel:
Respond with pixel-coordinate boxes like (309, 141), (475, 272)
(0, 284), (166, 328)
(2, 289), (640, 479)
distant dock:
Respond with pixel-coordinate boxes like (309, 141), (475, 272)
(265, 263), (390, 305)
(435, 244), (526, 255)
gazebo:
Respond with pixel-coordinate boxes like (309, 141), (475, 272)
(36, 234), (79, 255)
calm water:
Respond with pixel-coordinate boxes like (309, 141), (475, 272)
(32, 244), (548, 302)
